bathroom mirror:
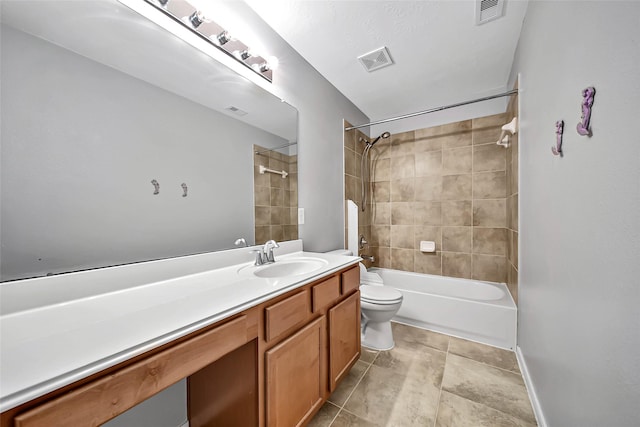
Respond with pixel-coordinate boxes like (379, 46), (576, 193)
(0, 0), (298, 281)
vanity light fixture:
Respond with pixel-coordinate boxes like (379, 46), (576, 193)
(212, 30), (232, 46)
(122, 0), (276, 82)
(185, 10), (208, 29)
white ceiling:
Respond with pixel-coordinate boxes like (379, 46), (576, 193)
(246, 0), (528, 126)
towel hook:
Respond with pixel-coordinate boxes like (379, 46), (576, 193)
(181, 183), (188, 197)
(151, 179), (160, 195)
(577, 86), (595, 136)
(552, 120), (564, 156)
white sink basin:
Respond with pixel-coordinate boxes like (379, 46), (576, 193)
(239, 257), (329, 278)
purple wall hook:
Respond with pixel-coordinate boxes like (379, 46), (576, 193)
(552, 120), (564, 156)
(577, 86), (596, 136)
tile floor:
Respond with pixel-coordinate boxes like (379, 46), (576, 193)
(309, 322), (536, 427)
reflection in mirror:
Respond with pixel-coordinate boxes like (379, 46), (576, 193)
(0, 0), (298, 281)
(253, 143), (298, 244)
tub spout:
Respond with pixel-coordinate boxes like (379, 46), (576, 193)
(360, 254), (375, 262)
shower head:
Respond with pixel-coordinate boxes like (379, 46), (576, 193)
(369, 131), (391, 146)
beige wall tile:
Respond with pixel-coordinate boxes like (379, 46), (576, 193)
(391, 225), (414, 249)
(473, 144), (506, 172)
(391, 178), (415, 201)
(391, 202), (414, 225)
(442, 226), (472, 253)
(509, 194), (519, 231)
(373, 246), (391, 268)
(415, 176), (442, 201)
(473, 228), (507, 255)
(473, 171), (506, 199)
(372, 181), (390, 202)
(415, 151), (442, 176)
(442, 147), (472, 175)
(283, 190), (291, 207)
(390, 131), (415, 156)
(414, 201), (442, 226)
(391, 155), (416, 180)
(472, 113), (510, 129)
(507, 265), (518, 305)
(373, 202), (391, 225)
(442, 200), (472, 226)
(442, 252), (472, 279)
(418, 120), (472, 138)
(255, 206), (270, 226)
(441, 174), (472, 200)
(254, 186), (270, 206)
(270, 188), (283, 207)
(254, 166), (270, 187)
(372, 157), (390, 181)
(415, 251), (442, 275)
(270, 207), (283, 225)
(269, 225), (284, 241)
(344, 123), (356, 151)
(270, 172), (284, 188)
(473, 199), (506, 227)
(472, 254), (507, 282)
(344, 147), (356, 176)
(371, 141), (391, 159)
(441, 131), (473, 149)
(414, 225), (442, 249)
(255, 226), (270, 244)
(512, 230), (518, 268)
(345, 174), (358, 203)
(355, 152), (363, 178)
(391, 248), (415, 271)
(472, 127), (502, 145)
(371, 225), (391, 247)
(414, 135), (443, 152)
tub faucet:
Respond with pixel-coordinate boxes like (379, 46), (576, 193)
(360, 254), (375, 262)
(263, 240), (280, 264)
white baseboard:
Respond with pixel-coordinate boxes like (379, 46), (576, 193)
(180, 421), (189, 427)
(516, 345), (548, 427)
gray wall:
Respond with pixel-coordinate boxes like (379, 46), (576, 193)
(1, 25), (286, 281)
(510, 2), (640, 425)
(227, 3), (370, 253)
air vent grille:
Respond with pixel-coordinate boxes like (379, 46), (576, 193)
(357, 47), (394, 73)
(476, 0), (505, 25)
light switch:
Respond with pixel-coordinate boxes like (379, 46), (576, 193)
(298, 208), (305, 225)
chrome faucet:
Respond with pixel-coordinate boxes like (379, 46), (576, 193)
(250, 249), (265, 266)
(263, 240), (280, 264)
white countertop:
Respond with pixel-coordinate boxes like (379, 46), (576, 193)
(0, 241), (360, 412)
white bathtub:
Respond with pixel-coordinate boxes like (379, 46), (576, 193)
(368, 268), (517, 350)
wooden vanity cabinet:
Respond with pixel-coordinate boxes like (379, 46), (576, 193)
(262, 264), (360, 426)
(328, 291), (361, 392)
(1, 264), (360, 427)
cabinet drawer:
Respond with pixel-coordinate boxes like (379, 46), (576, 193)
(341, 266), (360, 295)
(265, 290), (310, 342)
(312, 275), (340, 313)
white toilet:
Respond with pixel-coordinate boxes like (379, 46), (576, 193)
(359, 265), (403, 350)
(327, 250), (403, 350)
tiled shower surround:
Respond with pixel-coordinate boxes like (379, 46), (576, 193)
(253, 145), (298, 243)
(345, 113), (514, 286)
(505, 83), (519, 303)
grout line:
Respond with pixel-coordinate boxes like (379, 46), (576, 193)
(432, 338), (450, 427)
(447, 351), (522, 375)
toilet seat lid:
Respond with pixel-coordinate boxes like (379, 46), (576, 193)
(360, 284), (403, 303)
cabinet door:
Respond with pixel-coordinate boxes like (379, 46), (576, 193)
(265, 316), (325, 427)
(328, 291), (361, 392)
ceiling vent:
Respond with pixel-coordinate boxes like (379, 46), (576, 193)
(358, 47), (394, 73)
(475, 0), (505, 25)
(224, 106), (248, 116)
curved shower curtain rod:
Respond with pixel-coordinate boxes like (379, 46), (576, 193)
(344, 89), (519, 131)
